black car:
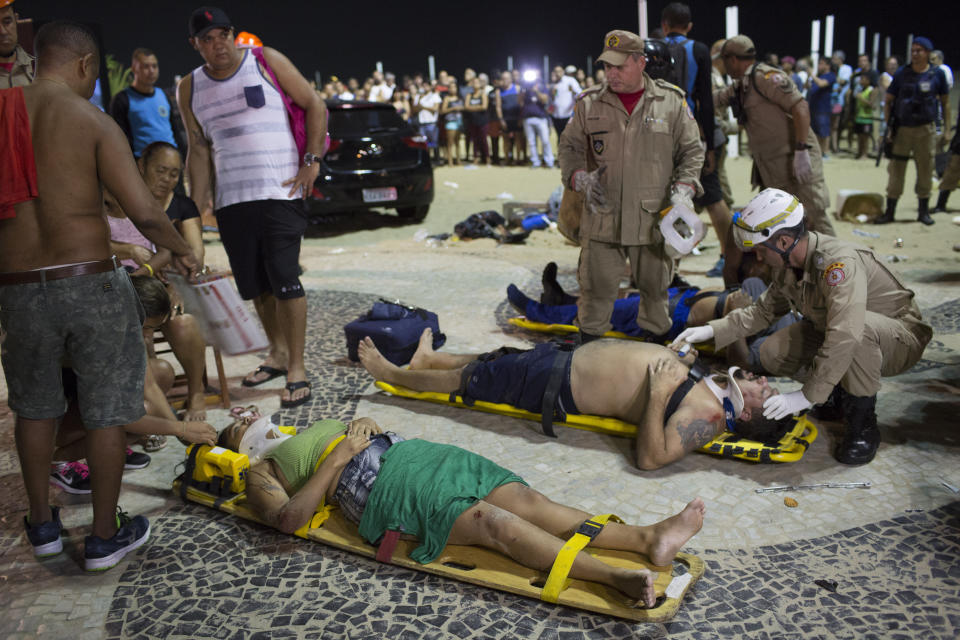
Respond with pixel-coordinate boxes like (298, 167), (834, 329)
(307, 99), (433, 222)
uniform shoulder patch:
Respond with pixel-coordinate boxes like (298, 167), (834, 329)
(761, 68), (795, 93)
(824, 262), (846, 286)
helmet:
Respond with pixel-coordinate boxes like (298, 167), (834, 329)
(732, 188), (805, 250)
(643, 39), (674, 81)
(235, 31), (263, 48)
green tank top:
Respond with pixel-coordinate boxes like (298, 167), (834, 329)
(264, 419), (346, 493)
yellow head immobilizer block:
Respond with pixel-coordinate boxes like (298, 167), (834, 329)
(186, 444), (250, 494)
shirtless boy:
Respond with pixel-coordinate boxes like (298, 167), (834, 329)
(358, 330), (787, 470)
(0, 21), (199, 570)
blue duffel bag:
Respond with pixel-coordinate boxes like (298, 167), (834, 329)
(345, 299), (446, 366)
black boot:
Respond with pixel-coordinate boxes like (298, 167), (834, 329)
(917, 198), (934, 226)
(540, 262), (577, 306)
(931, 190), (950, 213)
(810, 385), (845, 422)
(835, 393), (881, 465)
(578, 330), (604, 345)
(874, 198), (897, 224)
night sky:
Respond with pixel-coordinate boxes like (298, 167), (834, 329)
(21, 0), (960, 92)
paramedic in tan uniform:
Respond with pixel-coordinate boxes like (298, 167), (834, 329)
(559, 30), (704, 343)
(673, 189), (931, 466)
(713, 35), (835, 237)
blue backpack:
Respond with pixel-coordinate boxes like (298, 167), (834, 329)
(345, 300), (446, 366)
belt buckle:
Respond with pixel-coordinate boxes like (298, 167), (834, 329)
(575, 519), (603, 540)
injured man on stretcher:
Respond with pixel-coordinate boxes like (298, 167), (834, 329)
(217, 415), (706, 607)
(507, 262), (800, 373)
(358, 331), (793, 470)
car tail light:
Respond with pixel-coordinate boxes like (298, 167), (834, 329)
(402, 135), (428, 150)
(423, 177), (432, 191)
(325, 138), (342, 153)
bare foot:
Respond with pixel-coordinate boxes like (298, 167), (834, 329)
(408, 328), (435, 370)
(357, 337), (398, 381)
(184, 393), (207, 422)
(614, 568), (657, 608)
(647, 498), (706, 566)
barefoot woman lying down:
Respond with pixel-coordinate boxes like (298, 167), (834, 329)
(218, 416), (706, 607)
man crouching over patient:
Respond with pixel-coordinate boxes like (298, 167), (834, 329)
(357, 330), (793, 470)
(218, 416), (706, 607)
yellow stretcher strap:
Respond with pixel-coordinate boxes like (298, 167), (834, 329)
(292, 433), (347, 537)
(541, 513), (624, 603)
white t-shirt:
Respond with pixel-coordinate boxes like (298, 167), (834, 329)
(837, 63), (853, 85)
(551, 75), (582, 119)
(338, 91), (355, 100)
(416, 92), (441, 124)
(369, 83), (395, 103)
(937, 63), (954, 89)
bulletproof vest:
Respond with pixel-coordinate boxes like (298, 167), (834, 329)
(894, 66), (940, 126)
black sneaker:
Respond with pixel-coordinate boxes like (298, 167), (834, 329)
(24, 506), (65, 558)
(84, 508), (150, 572)
(50, 461), (92, 495)
(124, 447), (151, 470)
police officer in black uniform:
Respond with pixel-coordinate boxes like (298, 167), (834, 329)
(876, 36), (951, 225)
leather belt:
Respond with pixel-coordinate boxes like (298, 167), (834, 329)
(0, 257), (119, 286)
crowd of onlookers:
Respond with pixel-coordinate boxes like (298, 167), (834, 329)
(748, 49), (953, 160)
(313, 65), (608, 167)
(316, 47), (955, 167)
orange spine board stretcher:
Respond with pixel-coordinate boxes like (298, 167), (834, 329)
(507, 316), (717, 354)
(174, 471), (704, 622)
(374, 380), (818, 463)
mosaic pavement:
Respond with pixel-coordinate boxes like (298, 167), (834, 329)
(103, 500), (960, 639)
(2, 263), (959, 638)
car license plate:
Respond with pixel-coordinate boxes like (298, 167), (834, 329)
(362, 187), (398, 203)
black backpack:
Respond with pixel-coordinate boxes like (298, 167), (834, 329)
(646, 37), (689, 92)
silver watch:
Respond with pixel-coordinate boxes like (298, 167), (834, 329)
(303, 151), (321, 166)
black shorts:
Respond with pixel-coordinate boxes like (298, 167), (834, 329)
(215, 199), (307, 300)
(854, 122), (873, 135)
(694, 165), (724, 207)
(459, 343), (579, 415)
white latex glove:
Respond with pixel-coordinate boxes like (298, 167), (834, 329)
(793, 149), (813, 184)
(572, 166), (607, 212)
(670, 325), (715, 356)
(762, 390), (813, 420)
(670, 183), (696, 211)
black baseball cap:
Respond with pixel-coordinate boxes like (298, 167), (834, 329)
(189, 6), (232, 38)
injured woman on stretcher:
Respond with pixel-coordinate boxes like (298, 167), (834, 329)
(358, 330), (796, 470)
(217, 415), (706, 608)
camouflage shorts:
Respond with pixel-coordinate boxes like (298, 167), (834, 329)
(0, 267), (146, 429)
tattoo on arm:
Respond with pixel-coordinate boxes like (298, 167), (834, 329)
(677, 419), (718, 451)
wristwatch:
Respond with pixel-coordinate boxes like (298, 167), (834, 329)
(303, 151), (322, 167)
(795, 143), (812, 151)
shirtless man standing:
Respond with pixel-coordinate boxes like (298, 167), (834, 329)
(0, 21), (199, 570)
(358, 331), (784, 470)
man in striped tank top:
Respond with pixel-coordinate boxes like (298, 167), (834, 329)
(177, 7), (327, 409)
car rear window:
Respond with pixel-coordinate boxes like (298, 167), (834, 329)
(328, 107), (408, 137)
